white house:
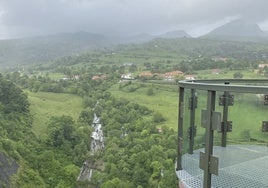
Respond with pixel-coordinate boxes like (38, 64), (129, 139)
(121, 73), (134, 80)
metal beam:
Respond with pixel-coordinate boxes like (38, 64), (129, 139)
(177, 86), (184, 170)
(179, 79), (268, 94)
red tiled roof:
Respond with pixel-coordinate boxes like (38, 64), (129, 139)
(164, 71), (183, 76)
(139, 72), (153, 77)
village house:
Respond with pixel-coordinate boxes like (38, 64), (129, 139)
(164, 71), (183, 80)
(212, 57), (228, 62)
(257, 63), (268, 75)
(258, 64), (268, 69)
(92, 75), (106, 80)
(73, 75), (80, 80)
(92, 75), (100, 80)
(139, 71), (153, 78)
(121, 73), (134, 80)
(184, 75), (197, 80)
(61, 75), (80, 81)
(152, 73), (165, 80)
(123, 62), (134, 66)
(61, 77), (69, 81)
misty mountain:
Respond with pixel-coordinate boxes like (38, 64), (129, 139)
(158, 30), (191, 38)
(203, 19), (267, 40)
(118, 33), (155, 44)
(0, 30), (192, 70)
(0, 32), (111, 70)
(120, 30), (191, 44)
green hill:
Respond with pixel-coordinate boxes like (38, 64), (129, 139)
(0, 32), (110, 70)
(27, 91), (83, 136)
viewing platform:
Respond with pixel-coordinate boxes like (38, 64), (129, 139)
(176, 79), (268, 187)
(176, 145), (268, 188)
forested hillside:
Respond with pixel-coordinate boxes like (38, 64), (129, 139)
(1, 35), (268, 187)
(0, 71), (178, 187)
(30, 37), (268, 77)
(2, 35), (268, 72)
(0, 32), (110, 70)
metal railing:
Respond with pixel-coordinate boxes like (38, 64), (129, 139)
(176, 79), (268, 188)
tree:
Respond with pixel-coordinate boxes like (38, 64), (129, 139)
(14, 166), (46, 188)
(233, 72), (243, 78)
(47, 116), (75, 147)
(133, 166), (149, 187)
(78, 109), (94, 125)
(153, 112), (166, 123)
(101, 178), (135, 188)
(37, 150), (61, 187)
(0, 77), (29, 114)
(264, 66), (268, 77)
(129, 64), (138, 73)
(150, 161), (162, 179)
(60, 164), (80, 187)
(146, 87), (154, 96)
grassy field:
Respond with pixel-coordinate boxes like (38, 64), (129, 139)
(227, 94), (268, 140)
(109, 81), (268, 144)
(197, 69), (264, 79)
(192, 92), (268, 142)
(26, 91), (83, 137)
(47, 72), (66, 80)
(26, 74), (267, 143)
(109, 82), (179, 130)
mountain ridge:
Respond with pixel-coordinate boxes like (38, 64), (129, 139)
(202, 19), (267, 40)
(158, 30), (191, 38)
(0, 30), (192, 70)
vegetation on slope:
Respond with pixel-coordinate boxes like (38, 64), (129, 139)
(27, 91), (83, 136)
(0, 37), (268, 187)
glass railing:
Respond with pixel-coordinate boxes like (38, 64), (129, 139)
(176, 79), (268, 188)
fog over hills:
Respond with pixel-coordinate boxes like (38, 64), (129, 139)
(1, 0), (268, 40)
(1, 18), (268, 70)
(120, 30), (191, 44)
(203, 19), (267, 40)
(0, 30), (191, 69)
(158, 30), (191, 39)
(0, 32), (112, 69)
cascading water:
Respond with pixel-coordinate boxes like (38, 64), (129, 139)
(77, 111), (104, 182)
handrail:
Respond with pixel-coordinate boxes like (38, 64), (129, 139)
(179, 79), (268, 93)
(177, 78), (268, 187)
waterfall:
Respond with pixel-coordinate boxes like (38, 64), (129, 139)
(77, 112), (104, 182)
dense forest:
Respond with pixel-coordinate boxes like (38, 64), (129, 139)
(0, 70), (178, 187)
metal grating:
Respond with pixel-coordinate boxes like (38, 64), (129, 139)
(176, 145), (268, 188)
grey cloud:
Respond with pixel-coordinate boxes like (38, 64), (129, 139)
(0, 0), (268, 39)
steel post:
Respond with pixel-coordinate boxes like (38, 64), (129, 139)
(177, 87), (184, 170)
(188, 89), (196, 154)
(203, 90), (216, 188)
(221, 91), (229, 147)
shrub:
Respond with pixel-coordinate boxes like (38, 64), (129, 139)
(153, 112), (166, 123)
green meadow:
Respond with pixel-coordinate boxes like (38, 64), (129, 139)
(109, 82), (179, 130)
(26, 77), (267, 143)
(109, 81), (268, 144)
(197, 69), (264, 79)
(27, 91), (83, 136)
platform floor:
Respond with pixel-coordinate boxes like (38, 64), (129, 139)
(176, 145), (268, 188)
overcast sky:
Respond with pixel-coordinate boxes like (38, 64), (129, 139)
(0, 0), (268, 39)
